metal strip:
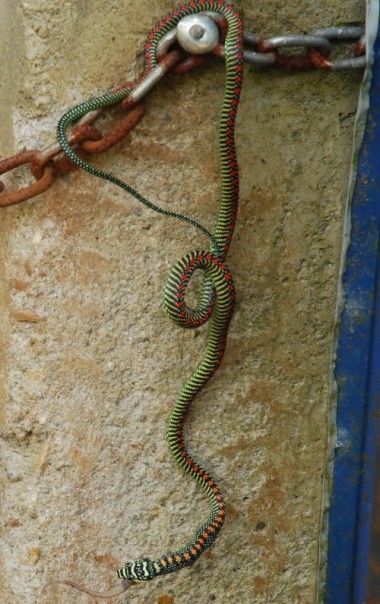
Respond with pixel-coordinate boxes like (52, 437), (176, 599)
(324, 3), (380, 602)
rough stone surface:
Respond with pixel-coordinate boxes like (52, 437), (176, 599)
(0, 1), (364, 603)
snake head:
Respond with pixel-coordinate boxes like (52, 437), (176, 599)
(117, 558), (156, 581)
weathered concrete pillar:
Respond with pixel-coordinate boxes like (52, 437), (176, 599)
(0, 1), (364, 602)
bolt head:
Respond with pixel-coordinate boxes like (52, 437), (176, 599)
(177, 14), (219, 55)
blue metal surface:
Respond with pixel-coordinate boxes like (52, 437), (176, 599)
(325, 18), (380, 604)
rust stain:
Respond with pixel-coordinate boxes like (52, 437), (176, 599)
(21, 546), (42, 565)
(34, 441), (50, 476)
(248, 471), (286, 519)
(10, 279), (29, 291)
(69, 445), (96, 474)
(90, 551), (122, 570)
(254, 575), (270, 594)
(247, 380), (284, 416)
(225, 502), (240, 520)
(62, 354), (103, 380)
(193, 189), (219, 215)
(7, 518), (22, 527)
(24, 260), (32, 276)
(241, 185), (282, 221)
(12, 310), (43, 323)
(157, 597), (175, 604)
(219, 435), (254, 460)
(57, 249), (113, 286)
(74, 249), (111, 271)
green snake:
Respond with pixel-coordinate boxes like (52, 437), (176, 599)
(57, 0), (243, 585)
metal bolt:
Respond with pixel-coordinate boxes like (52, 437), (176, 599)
(177, 14), (219, 54)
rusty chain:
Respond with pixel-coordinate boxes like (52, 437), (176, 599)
(0, 24), (366, 207)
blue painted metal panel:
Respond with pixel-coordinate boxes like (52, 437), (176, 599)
(325, 16), (380, 604)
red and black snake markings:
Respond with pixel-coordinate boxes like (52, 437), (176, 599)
(57, 0), (243, 585)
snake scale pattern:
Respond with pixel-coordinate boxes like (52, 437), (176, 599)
(57, 0), (243, 583)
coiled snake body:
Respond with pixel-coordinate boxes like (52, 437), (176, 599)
(57, 0), (243, 583)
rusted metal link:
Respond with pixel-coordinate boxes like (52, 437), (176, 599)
(173, 54), (207, 73)
(212, 42), (277, 67)
(242, 27), (366, 70)
(0, 102), (146, 206)
(307, 48), (366, 71)
(81, 102), (146, 153)
(0, 126), (103, 206)
(221, 28), (365, 71)
(31, 125), (103, 178)
(156, 17), (365, 71)
(0, 149), (36, 177)
(0, 163), (56, 207)
(306, 27), (366, 71)
(121, 50), (183, 109)
(0, 50), (181, 207)
(0, 48), (182, 205)
(26, 122), (104, 181)
(0, 20), (367, 208)
(254, 34), (332, 70)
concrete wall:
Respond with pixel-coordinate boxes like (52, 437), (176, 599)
(0, 1), (364, 603)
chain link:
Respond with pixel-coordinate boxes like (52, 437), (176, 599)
(241, 26), (365, 70)
(0, 22), (366, 207)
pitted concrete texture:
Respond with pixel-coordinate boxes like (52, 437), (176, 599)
(0, 1), (364, 603)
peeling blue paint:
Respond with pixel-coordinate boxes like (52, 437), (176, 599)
(325, 12), (380, 604)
